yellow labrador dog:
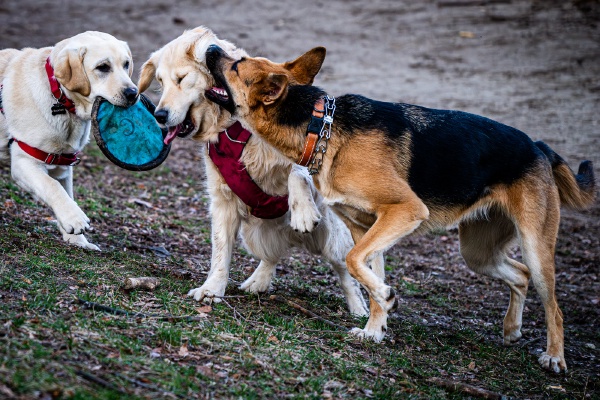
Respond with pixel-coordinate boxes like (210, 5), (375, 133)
(138, 27), (367, 315)
(0, 31), (138, 250)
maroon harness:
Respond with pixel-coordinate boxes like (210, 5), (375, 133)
(208, 121), (289, 219)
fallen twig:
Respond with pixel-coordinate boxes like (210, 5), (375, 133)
(76, 370), (128, 395)
(517, 336), (543, 348)
(428, 377), (509, 399)
(76, 297), (204, 322)
(123, 277), (160, 290)
(269, 295), (347, 331)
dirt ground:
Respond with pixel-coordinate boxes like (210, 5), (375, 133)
(1, 0), (599, 398)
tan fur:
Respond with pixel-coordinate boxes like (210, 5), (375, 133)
(139, 27), (368, 316)
(207, 47), (596, 373)
(0, 31), (137, 250)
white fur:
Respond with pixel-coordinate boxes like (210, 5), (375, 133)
(141, 27), (367, 316)
(0, 31), (137, 250)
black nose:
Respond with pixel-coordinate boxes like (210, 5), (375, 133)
(123, 87), (138, 103)
(206, 45), (225, 70)
(154, 109), (168, 124)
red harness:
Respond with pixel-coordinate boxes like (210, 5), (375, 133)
(45, 57), (77, 115)
(208, 121), (289, 219)
(4, 57), (80, 166)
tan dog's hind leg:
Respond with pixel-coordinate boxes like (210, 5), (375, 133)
(514, 187), (566, 373)
(459, 207), (529, 345)
(345, 199), (429, 342)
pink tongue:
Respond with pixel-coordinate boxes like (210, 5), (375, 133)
(164, 125), (182, 145)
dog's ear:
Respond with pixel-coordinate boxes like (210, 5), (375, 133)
(283, 47), (326, 85)
(138, 52), (159, 93)
(260, 73), (288, 105)
(53, 47), (91, 97)
(125, 44), (134, 77)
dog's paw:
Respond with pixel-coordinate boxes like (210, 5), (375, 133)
(58, 207), (90, 235)
(372, 285), (399, 313)
(187, 281), (226, 303)
(348, 327), (385, 343)
(503, 328), (522, 346)
(240, 268), (272, 293)
(538, 353), (567, 373)
(63, 233), (100, 251)
(289, 202), (321, 233)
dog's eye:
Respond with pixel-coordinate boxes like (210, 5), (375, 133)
(123, 61), (130, 70)
(96, 63), (111, 73)
(176, 75), (185, 85)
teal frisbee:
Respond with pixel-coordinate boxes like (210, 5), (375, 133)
(91, 94), (170, 171)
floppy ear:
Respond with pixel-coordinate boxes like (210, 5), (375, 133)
(260, 73), (288, 105)
(126, 45), (134, 77)
(53, 47), (91, 96)
(283, 47), (326, 85)
(138, 52), (158, 93)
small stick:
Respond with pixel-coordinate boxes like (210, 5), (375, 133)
(76, 297), (204, 322)
(428, 377), (508, 399)
(76, 370), (128, 395)
(123, 277), (160, 290)
(269, 295), (347, 331)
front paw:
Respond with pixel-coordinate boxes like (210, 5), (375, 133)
(538, 353), (567, 373)
(372, 285), (399, 313)
(349, 326), (386, 343)
(63, 233), (100, 251)
(187, 280), (226, 303)
(290, 203), (321, 233)
(57, 206), (90, 235)
(240, 273), (272, 294)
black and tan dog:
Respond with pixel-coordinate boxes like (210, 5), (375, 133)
(203, 45), (595, 373)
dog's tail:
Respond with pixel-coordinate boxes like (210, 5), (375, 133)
(535, 141), (596, 210)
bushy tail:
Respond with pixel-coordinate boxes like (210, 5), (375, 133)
(535, 141), (596, 210)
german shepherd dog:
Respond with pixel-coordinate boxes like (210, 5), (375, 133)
(203, 45), (596, 373)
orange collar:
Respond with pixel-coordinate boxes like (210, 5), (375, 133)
(297, 96), (335, 175)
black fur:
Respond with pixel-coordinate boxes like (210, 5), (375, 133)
(277, 86), (551, 206)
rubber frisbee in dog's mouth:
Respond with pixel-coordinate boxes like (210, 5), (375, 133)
(92, 94), (171, 171)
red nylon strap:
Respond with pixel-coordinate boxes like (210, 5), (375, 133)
(45, 57), (76, 114)
(297, 98), (325, 167)
(208, 121), (289, 219)
(12, 138), (80, 166)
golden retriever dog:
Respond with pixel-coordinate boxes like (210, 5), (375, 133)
(138, 27), (367, 315)
(0, 31), (138, 250)
(203, 44), (596, 373)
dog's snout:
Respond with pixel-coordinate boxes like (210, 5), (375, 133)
(154, 109), (169, 124)
(206, 45), (225, 70)
(123, 87), (139, 103)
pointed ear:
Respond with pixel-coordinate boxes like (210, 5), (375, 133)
(261, 73), (288, 105)
(138, 51), (158, 93)
(53, 47), (90, 96)
(283, 47), (326, 85)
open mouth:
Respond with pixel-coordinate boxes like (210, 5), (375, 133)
(164, 109), (196, 145)
(204, 80), (234, 114)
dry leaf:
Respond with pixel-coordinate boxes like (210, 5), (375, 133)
(267, 335), (280, 344)
(196, 305), (212, 314)
(178, 344), (189, 357)
(468, 361), (475, 370)
(459, 31), (475, 38)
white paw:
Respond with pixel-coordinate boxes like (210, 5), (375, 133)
(503, 329), (522, 345)
(347, 300), (369, 317)
(240, 272), (273, 294)
(64, 233), (100, 251)
(187, 280), (226, 303)
(349, 327), (385, 343)
(289, 202), (321, 233)
(57, 206), (90, 235)
(538, 353), (567, 373)
(371, 285), (398, 313)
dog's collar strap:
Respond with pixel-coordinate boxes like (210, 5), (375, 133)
(208, 121), (289, 219)
(298, 95), (335, 175)
(45, 58), (76, 115)
(10, 138), (81, 166)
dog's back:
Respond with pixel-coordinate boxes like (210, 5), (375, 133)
(0, 48), (21, 162)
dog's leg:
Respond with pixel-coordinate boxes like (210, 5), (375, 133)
(459, 208), (529, 345)
(240, 259), (277, 293)
(288, 165), (321, 233)
(51, 166), (100, 251)
(321, 212), (368, 316)
(341, 199), (428, 341)
(513, 187), (566, 373)
(11, 156), (91, 237)
(188, 178), (241, 303)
